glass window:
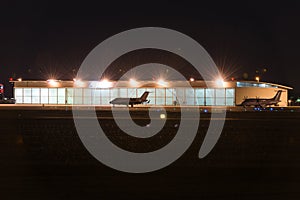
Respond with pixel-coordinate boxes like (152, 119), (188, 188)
(195, 89), (205, 97)
(166, 98), (173, 105)
(156, 89), (165, 97)
(24, 88), (31, 97)
(206, 98), (215, 106)
(205, 89), (215, 98)
(57, 88), (65, 104)
(185, 89), (194, 105)
(100, 89), (110, 97)
(110, 88), (119, 98)
(185, 89), (194, 98)
(137, 88), (146, 97)
(83, 88), (91, 97)
(49, 97), (57, 104)
(166, 88), (173, 97)
(156, 98), (165, 105)
(226, 98), (234, 106)
(31, 88), (40, 104)
(93, 96), (101, 105)
(66, 88), (73, 104)
(119, 88), (127, 97)
(83, 97), (92, 105)
(101, 97), (110, 105)
(128, 89), (136, 97)
(49, 88), (57, 97)
(195, 89), (205, 105)
(32, 88), (40, 97)
(215, 89), (225, 106)
(216, 97), (225, 106)
(226, 89), (235, 98)
(24, 96), (31, 104)
(15, 88), (23, 97)
(15, 88), (23, 103)
(32, 96), (40, 104)
(23, 88), (31, 104)
(74, 88), (82, 97)
(41, 88), (49, 104)
(74, 96), (82, 104)
(205, 89), (215, 105)
(196, 97), (205, 106)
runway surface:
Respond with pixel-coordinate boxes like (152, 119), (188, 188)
(0, 106), (300, 199)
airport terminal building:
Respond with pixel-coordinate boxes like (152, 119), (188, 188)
(12, 80), (292, 106)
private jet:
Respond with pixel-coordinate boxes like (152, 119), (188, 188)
(239, 90), (282, 108)
(109, 91), (150, 107)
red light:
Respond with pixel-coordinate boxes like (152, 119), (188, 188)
(9, 77), (13, 81)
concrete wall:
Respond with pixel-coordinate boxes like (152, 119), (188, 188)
(235, 87), (288, 107)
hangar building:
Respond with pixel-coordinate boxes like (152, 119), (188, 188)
(11, 80), (292, 107)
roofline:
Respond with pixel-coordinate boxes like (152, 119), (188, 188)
(237, 81), (293, 90)
(10, 80), (293, 90)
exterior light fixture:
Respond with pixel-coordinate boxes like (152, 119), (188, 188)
(215, 78), (225, 87)
(255, 76), (260, 82)
(129, 78), (139, 87)
(157, 79), (168, 87)
(47, 79), (59, 87)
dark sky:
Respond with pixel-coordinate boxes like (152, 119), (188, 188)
(1, 1), (300, 97)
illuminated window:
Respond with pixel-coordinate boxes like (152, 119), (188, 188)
(185, 88), (194, 105)
(100, 89), (110, 105)
(166, 88), (175, 105)
(215, 88), (225, 106)
(195, 89), (205, 106)
(225, 88), (235, 106)
(74, 88), (83, 104)
(110, 88), (119, 99)
(83, 89), (92, 105)
(23, 88), (32, 103)
(32, 88), (40, 104)
(156, 88), (165, 105)
(57, 88), (65, 104)
(119, 88), (127, 97)
(128, 88), (136, 97)
(205, 89), (215, 106)
(15, 88), (23, 103)
(175, 88), (185, 105)
(49, 88), (57, 104)
(41, 88), (49, 104)
(66, 88), (73, 104)
(92, 89), (101, 105)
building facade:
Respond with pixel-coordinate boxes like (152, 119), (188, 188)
(12, 80), (292, 106)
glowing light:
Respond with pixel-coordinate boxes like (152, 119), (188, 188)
(47, 79), (59, 87)
(129, 78), (139, 87)
(255, 76), (260, 82)
(74, 79), (85, 87)
(215, 78), (225, 87)
(17, 78), (22, 82)
(157, 79), (168, 87)
(160, 113), (166, 119)
(189, 77), (195, 82)
(99, 79), (113, 88)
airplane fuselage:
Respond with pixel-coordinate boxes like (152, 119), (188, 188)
(109, 91), (150, 107)
(241, 99), (279, 107)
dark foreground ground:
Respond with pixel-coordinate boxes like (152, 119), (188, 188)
(0, 107), (300, 200)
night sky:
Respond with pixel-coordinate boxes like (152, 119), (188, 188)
(1, 1), (300, 97)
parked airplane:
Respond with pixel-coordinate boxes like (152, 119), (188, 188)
(239, 90), (283, 108)
(109, 91), (150, 107)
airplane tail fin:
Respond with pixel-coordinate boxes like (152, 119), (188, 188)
(140, 91), (150, 101)
(273, 90), (282, 101)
